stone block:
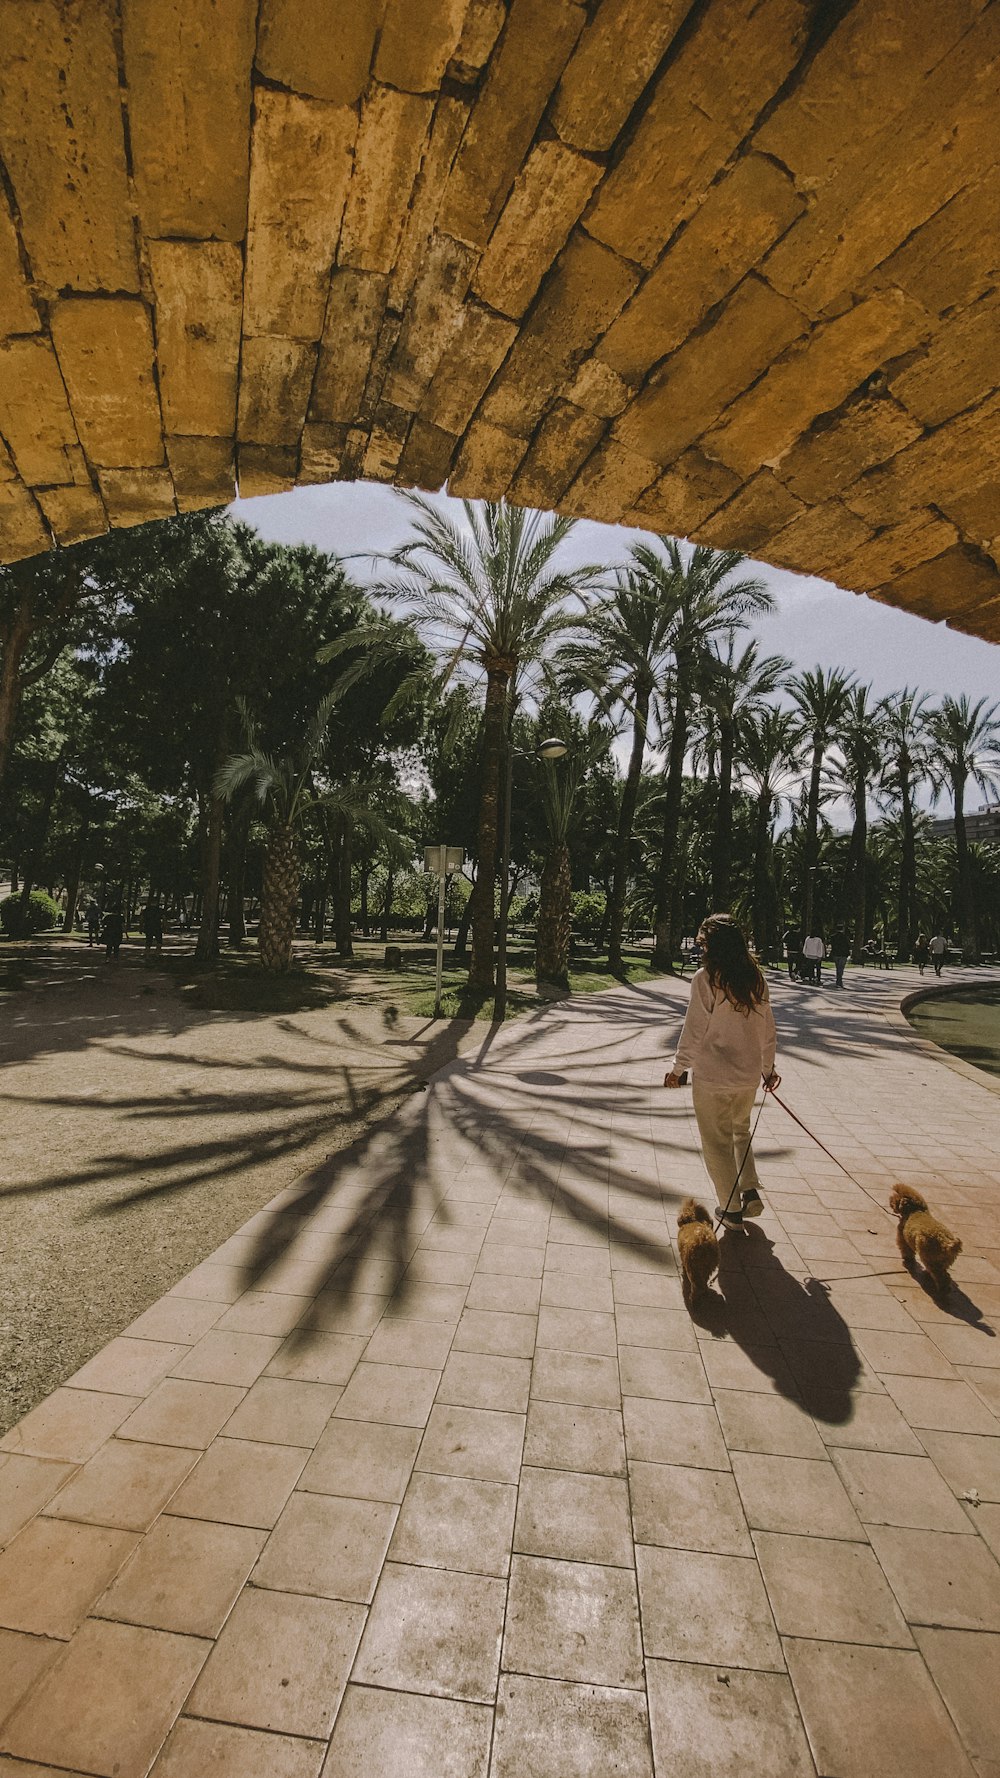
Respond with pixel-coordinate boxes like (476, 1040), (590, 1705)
(613, 274), (806, 466)
(702, 290), (931, 478)
(778, 394), (923, 504)
(356, 313), (401, 428)
(766, 502), (872, 579)
(122, 0), (255, 241)
(936, 474), (1000, 561)
(844, 391), (1000, 527)
(0, 337), (83, 486)
(244, 92), (356, 340)
(50, 297), (164, 469)
(872, 176), (1000, 318)
(237, 443), (298, 498)
(695, 469), (803, 554)
(889, 291), (1000, 428)
(597, 154), (804, 385)
(166, 436), (236, 511)
(396, 417), (457, 491)
(385, 233), (478, 412)
(237, 337), (316, 445)
(340, 86), (434, 274)
(439, 0), (586, 248)
(626, 450), (741, 538)
(311, 272), (389, 427)
(586, 0), (810, 265)
(836, 515), (962, 597)
(36, 483), (108, 548)
(508, 402), (606, 510)
(421, 304), (517, 436)
(0, 478), (51, 561)
(472, 141), (602, 321)
(450, 0), (506, 80)
(565, 358), (631, 421)
(879, 542), (1000, 620)
(561, 440), (659, 525)
(390, 97), (470, 314)
(97, 467), (177, 528)
(0, 194), (38, 336)
(375, 0), (468, 92)
(449, 420), (526, 499)
(149, 241), (243, 438)
(550, 0), (691, 152)
(256, 0), (382, 103)
(299, 423), (349, 484)
(363, 404), (412, 481)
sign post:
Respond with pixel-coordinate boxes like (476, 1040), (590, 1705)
(424, 846), (464, 1016)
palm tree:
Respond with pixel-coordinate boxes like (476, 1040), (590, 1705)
(534, 718), (611, 988)
(881, 689), (933, 962)
(700, 638), (789, 910)
(928, 693), (1000, 959)
(383, 497), (600, 991)
(558, 570), (674, 972)
(788, 666), (855, 937)
(740, 706), (800, 952)
(633, 541), (770, 970)
(832, 685), (886, 959)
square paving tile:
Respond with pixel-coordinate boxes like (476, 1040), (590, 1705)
(437, 1351), (531, 1413)
(154, 1717), (325, 1778)
(123, 1297), (226, 1344)
(416, 1405), (525, 1484)
(523, 1401), (625, 1477)
(405, 1247), (479, 1286)
(754, 1530), (913, 1645)
(352, 1562), (505, 1703)
(0, 1619), (209, 1778)
(882, 1375), (998, 1433)
(503, 1553), (643, 1689)
(298, 1418), (421, 1502)
(612, 1271), (683, 1309)
(617, 1345), (711, 1404)
(188, 1587), (364, 1738)
(854, 1328), (960, 1380)
(117, 1380), (244, 1449)
(168, 1438), (306, 1528)
(43, 1439), (197, 1532)
(0, 1456), (76, 1546)
(472, 1242), (542, 1278)
(171, 1331), (284, 1387)
(918, 1430), (1000, 1502)
(0, 1629), (62, 1726)
(813, 1390), (924, 1454)
(530, 1350), (620, 1409)
(96, 1514), (265, 1636)
(914, 1626), (1000, 1766)
(265, 1332), (367, 1386)
(301, 1290), (388, 1336)
(214, 1292), (315, 1337)
(629, 1462), (753, 1556)
(513, 1467), (633, 1567)
(713, 1389), (826, 1458)
(362, 1316), (456, 1370)
(784, 1637), (976, 1778)
(220, 1378), (341, 1448)
(253, 1492), (396, 1602)
(321, 1684), (491, 1778)
(867, 1524), (1000, 1629)
(623, 1398), (729, 1470)
(832, 1448), (975, 1532)
(615, 1306), (697, 1351)
(535, 1307), (616, 1358)
(454, 1308), (536, 1360)
(0, 1517), (137, 1638)
(646, 1657), (815, 1778)
(390, 1471), (516, 1576)
(467, 1272), (541, 1315)
(635, 1544), (783, 1671)
(701, 1340), (798, 1395)
(1, 1389), (140, 1463)
(170, 1261), (247, 1303)
(539, 1270), (614, 1313)
(67, 1338), (189, 1398)
(333, 1363), (441, 1427)
(490, 1673), (652, 1778)
(382, 1282), (469, 1323)
(731, 1451), (866, 1540)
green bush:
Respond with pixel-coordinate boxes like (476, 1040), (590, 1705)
(571, 890), (607, 942)
(0, 890), (62, 937)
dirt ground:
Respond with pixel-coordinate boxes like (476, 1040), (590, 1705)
(0, 936), (482, 1433)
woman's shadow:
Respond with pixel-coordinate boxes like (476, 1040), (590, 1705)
(693, 1226), (863, 1426)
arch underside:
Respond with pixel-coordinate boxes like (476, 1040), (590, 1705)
(0, 0), (997, 640)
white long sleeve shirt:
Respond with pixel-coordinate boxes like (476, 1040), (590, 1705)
(672, 968), (777, 1089)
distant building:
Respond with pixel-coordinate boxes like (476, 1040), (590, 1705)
(928, 804), (1000, 843)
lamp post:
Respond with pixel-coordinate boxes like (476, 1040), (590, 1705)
(494, 734), (569, 1023)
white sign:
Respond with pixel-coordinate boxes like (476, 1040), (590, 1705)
(424, 846), (464, 875)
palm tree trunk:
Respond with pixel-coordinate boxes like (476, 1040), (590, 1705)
(468, 665), (510, 991)
(652, 689), (688, 971)
(751, 789), (771, 952)
(62, 804), (90, 933)
(896, 761), (916, 961)
(710, 714), (735, 910)
(195, 789), (224, 962)
(608, 685), (649, 973)
(334, 818), (354, 958)
(259, 821), (299, 972)
(536, 841), (571, 987)
(953, 772), (977, 960)
(852, 785), (867, 955)
(452, 873), (473, 958)
(801, 741), (823, 933)
(380, 868), (394, 942)
(226, 804), (249, 949)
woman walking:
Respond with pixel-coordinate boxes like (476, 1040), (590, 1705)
(664, 914), (780, 1230)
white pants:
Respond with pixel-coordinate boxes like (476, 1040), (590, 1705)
(692, 1082), (761, 1212)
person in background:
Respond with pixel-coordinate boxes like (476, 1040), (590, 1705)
(929, 931), (947, 976)
(783, 926), (801, 981)
(913, 933), (930, 975)
(141, 900), (164, 953)
(84, 899), (101, 947)
(102, 906), (124, 961)
(802, 931), (825, 985)
(829, 928), (850, 989)
(664, 914), (780, 1231)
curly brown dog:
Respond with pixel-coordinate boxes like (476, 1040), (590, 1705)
(889, 1185), (962, 1294)
(677, 1198), (720, 1306)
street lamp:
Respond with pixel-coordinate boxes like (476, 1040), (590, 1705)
(494, 734), (570, 1023)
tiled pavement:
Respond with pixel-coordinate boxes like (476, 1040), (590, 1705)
(1, 969), (1000, 1777)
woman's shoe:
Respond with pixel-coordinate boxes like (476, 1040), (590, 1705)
(717, 1208), (744, 1231)
(741, 1189), (764, 1218)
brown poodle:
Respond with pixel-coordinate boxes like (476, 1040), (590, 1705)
(677, 1198), (720, 1306)
(889, 1185), (962, 1294)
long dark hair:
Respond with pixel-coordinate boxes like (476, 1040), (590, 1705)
(700, 914), (766, 1014)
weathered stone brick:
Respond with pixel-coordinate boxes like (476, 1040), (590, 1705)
(0, 195), (38, 337)
(255, 0), (381, 103)
(508, 402), (606, 510)
(702, 290), (931, 478)
(0, 476), (50, 562)
(889, 291), (1000, 429)
(375, 0), (468, 92)
(472, 141), (602, 320)
(363, 403), (412, 481)
(421, 305), (516, 437)
(244, 92), (356, 340)
(936, 474), (1000, 562)
(237, 444), (297, 498)
(98, 468), (177, 528)
(450, 0), (506, 80)
(843, 391), (1000, 527)
(122, 0), (256, 241)
(299, 423), (350, 484)
(0, 0), (137, 294)
(586, 0), (810, 266)
(597, 154), (804, 385)
(565, 358), (631, 421)
(385, 234), (478, 412)
(311, 273), (389, 427)
(872, 176), (1000, 317)
(340, 86), (434, 275)
(149, 241), (242, 438)
(449, 420), (527, 499)
(878, 542), (1000, 619)
(766, 502), (872, 579)
(778, 394), (923, 504)
(439, 0), (586, 248)
(561, 440), (659, 525)
(237, 337), (316, 445)
(166, 436), (236, 511)
(36, 484), (108, 548)
(550, 0), (691, 153)
(626, 450), (740, 538)
(613, 274), (806, 466)
(396, 417), (456, 491)
(836, 514), (960, 596)
(390, 97), (470, 314)
(50, 298), (164, 470)
(0, 337), (83, 486)
(695, 470), (803, 554)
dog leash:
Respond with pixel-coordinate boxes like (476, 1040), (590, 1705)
(768, 1088), (894, 1224)
(713, 1087), (770, 1233)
